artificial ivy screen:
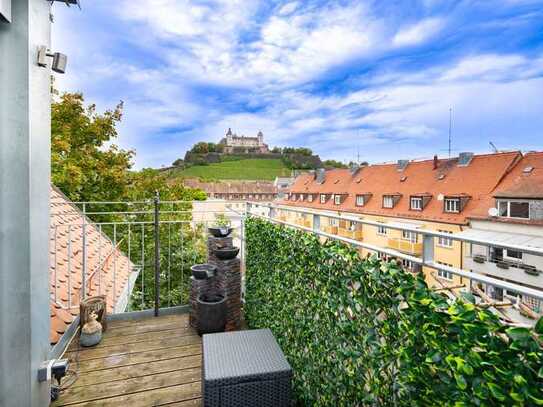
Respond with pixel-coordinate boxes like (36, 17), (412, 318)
(244, 217), (543, 406)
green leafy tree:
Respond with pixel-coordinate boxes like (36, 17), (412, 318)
(323, 159), (347, 168)
(51, 92), (134, 202)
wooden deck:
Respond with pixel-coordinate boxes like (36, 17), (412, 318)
(53, 313), (202, 406)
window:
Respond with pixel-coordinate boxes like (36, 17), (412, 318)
(377, 225), (387, 236)
(437, 230), (453, 248)
(437, 261), (453, 280)
(444, 198), (460, 213)
(300, 194), (305, 201)
(410, 197), (423, 211)
(329, 218), (339, 227)
(402, 259), (413, 269)
(402, 230), (418, 243)
(355, 195), (365, 206)
(498, 200), (530, 219)
(504, 249), (523, 261)
(334, 195), (341, 205)
(308, 194), (313, 203)
(320, 194), (326, 204)
(383, 195), (394, 208)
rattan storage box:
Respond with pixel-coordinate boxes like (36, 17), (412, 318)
(202, 329), (292, 407)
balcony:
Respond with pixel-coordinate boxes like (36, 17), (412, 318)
(42, 201), (543, 406)
(337, 227), (363, 241)
(322, 225), (338, 235)
(387, 237), (423, 255)
(295, 218), (312, 228)
(465, 256), (543, 287)
(52, 313), (202, 406)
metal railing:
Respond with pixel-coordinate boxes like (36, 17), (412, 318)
(50, 197), (247, 316)
(246, 202), (543, 304)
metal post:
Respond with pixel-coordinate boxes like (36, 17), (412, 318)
(81, 204), (87, 300)
(154, 191), (160, 316)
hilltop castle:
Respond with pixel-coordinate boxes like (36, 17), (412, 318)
(221, 128), (269, 154)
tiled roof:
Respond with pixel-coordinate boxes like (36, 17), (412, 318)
(283, 152), (523, 225)
(469, 152), (543, 224)
(49, 186), (134, 345)
(183, 179), (277, 194)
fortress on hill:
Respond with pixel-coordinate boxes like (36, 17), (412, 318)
(220, 128), (269, 154)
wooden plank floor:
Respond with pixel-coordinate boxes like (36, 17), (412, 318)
(53, 313), (202, 407)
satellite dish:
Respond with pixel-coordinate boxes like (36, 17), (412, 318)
(488, 207), (499, 217)
(437, 194), (444, 201)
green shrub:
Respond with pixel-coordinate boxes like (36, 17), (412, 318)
(245, 217), (543, 406)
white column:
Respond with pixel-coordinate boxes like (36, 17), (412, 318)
(0, 0), (52, 405)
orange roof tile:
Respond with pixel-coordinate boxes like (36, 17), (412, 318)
(282, 152), (523, 225)
(49, 186), (134, 345)
(469, 152), (543, 224)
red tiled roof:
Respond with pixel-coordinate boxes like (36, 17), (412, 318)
(183, 179), (277, 194)
(282, 152), (523, 224)
(469, 152), (543, 223)
(49, 186), (134, 345)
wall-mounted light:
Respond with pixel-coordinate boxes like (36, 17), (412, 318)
(37, 46), (67, 74)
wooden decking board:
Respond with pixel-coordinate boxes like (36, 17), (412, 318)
(70, 355), (201, 388)
(106, 314), (185, 329)
(101, 321), (189, 338)
(55, 313), (202, 406)
(77, 344), (202, 373)
(68, 327), (196, 351)
(65, 334), (201, 362)
(59, 381), (202, 407)
(55, 368), (200, 405)
(159, 398), (202, 406)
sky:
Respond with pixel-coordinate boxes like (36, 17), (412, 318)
(52, 0), (543, 169)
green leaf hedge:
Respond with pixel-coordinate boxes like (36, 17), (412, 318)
(244, 218), (543, 406)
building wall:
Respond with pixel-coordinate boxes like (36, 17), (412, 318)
(274, 206), (466, 290)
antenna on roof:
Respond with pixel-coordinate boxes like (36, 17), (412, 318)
(448, 107), (452, 158)
(357, 146), (360, 165)
(489, 141), (498, 153)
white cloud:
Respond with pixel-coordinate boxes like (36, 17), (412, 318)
(393, 17), (444, 47)
(278, 2), (299, 16)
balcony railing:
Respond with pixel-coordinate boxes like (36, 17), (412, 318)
(247, 202), (543, 309)
(388, 237), (423, 255)
(337, 227), (363, 240)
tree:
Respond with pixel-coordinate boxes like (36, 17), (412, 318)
(51, 92), (134, 202)
(172, 158), (184, 167)
(191, 142), (209, 154)
(323, 159), (347, 168)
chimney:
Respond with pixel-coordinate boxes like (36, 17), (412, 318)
(315, 168), (326, 184)
(433, 155), (438, 170)
(458, 152), (474, 167)
(397, 159), (409, 171)
(349, 163), (360, 175)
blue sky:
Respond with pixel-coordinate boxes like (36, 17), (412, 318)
(53, 0), (543, 169)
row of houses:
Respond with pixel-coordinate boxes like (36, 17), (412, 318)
(276, 151), (543, 321)
(183, 178), (294, 201)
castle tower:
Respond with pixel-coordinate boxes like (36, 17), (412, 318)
(257, 131), (263, 145)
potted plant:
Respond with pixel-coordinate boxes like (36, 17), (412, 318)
(191, 263), (216, 280)
(473, 254), (486, 264)
(521, 264), (540, 276)
(196, 292), (227, 335)
(208, 213), (233, 237)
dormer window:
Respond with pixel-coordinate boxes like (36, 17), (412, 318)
(383, 194), (401, 209)
(497, 200), (530, 219)
(308, 194), (314, 203)
(444, 198), (460, 213)
(356, 195), (365, 206)
(300, 194), (305, 202)
(320, 194), (327, 204)
(334, 195), (341, 205)
(410, 194), (432, 211)
(410, 197), (422, 211)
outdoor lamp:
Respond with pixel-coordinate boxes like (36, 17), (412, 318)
(37, 46), (67, 74)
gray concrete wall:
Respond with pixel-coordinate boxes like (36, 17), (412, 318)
(0, 0), (51, 405)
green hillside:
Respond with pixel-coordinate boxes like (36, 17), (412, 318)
(168, 158), (291, 181)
